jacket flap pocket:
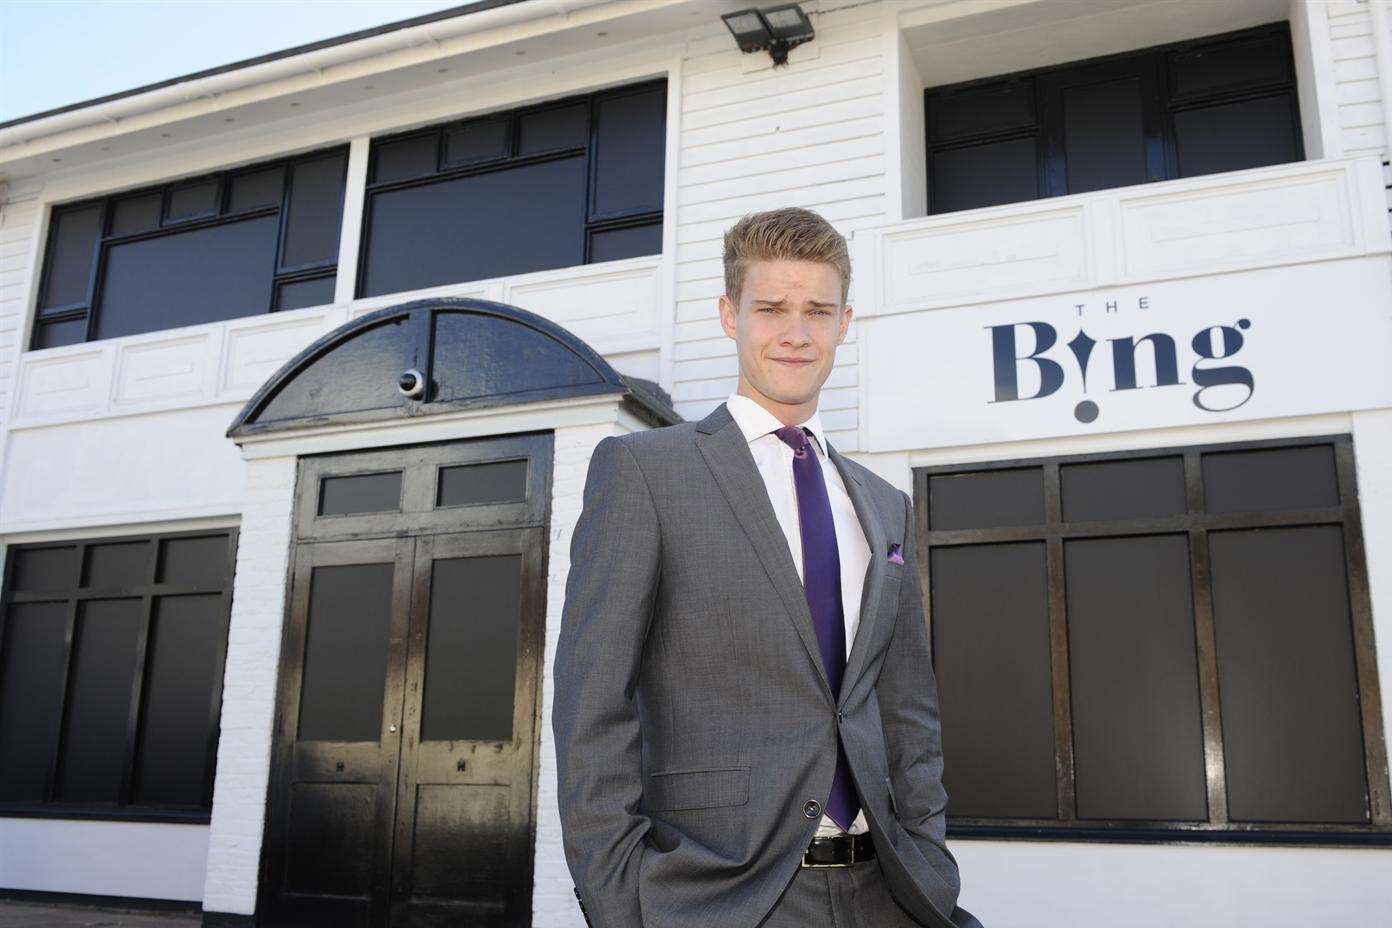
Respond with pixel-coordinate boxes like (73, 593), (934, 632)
(645, 765), (750, 811)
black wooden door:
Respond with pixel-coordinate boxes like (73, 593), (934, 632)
(389, 528), (545, 926)
(258, 435), (551, 928)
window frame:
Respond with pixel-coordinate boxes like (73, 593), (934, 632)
(913, 433), (1392, 846)
(30, 145), (349, 351)
(355, 77), (668, 299)
(923, 21), (1304, 215)
(0, 528), (239, 824)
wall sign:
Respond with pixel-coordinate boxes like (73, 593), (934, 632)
(862, 256), (1392, 451)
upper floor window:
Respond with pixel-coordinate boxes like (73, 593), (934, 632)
(358, 78), (666, 299)
(31, 146), (348, 350)
(920, 435), (1390, 843)
(924, 22), (1302, 214)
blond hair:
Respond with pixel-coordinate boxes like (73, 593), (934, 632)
(722, 207), (851, 307)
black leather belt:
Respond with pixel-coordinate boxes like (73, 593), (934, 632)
(800, 830), (876, 867)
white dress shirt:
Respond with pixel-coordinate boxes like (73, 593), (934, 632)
(724, 391), (871, 836)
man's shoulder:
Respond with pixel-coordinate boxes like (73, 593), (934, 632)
(607, 420), (700, 459)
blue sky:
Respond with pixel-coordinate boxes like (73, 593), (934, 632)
(0, 0), (470, 123)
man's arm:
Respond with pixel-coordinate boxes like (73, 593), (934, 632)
(552, 434), (660, 928)
(877, 488), (964, 922)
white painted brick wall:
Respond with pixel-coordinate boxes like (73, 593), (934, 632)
(201, 455), (298, 915)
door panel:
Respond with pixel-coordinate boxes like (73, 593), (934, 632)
(390, 529), (545, 927)
(259, 538), (414, 928)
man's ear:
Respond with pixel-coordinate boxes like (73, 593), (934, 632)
(717, 294), (738, 339)
(838, 304), (854, 344)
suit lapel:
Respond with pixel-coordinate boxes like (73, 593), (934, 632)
(695, 402), (890, 708)
(696, 402), (833, 702)
(825, 440), (889, 709)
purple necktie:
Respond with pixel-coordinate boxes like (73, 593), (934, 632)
(774, 423), (859, 832)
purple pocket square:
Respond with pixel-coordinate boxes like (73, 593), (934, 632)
(887, 542), (904, 565)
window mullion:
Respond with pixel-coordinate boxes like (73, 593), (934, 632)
(1184, 449), (1229, 826)
(1042, 461), (1076, 822)
(46, 542), (86, 803)
(118, 541), (160, 806)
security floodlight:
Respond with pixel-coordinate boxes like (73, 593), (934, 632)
(721, 3), (815, 67)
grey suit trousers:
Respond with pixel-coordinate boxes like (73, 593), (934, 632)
(758, 859), (928, 928)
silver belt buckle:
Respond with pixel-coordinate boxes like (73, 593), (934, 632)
(800, 834), (855, 868)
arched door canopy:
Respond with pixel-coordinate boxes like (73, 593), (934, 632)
(227, 297), (680, 438)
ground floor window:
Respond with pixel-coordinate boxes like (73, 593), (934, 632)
(917, 435), (1391, 842)
(0, 530), (237, 822)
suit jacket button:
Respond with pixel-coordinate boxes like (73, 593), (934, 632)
(803, 799), (821, 818)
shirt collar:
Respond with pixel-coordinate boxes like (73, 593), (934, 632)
(725, 391), (829, 457)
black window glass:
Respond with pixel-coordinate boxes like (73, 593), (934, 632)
(420, 555), (522, 742)
(97, 214), (280, 340)
(1202, 445), (1338, 513)
(591, 84), (666, 217)
(85, 540), (151, 588)
(0, 603), (68, 802)
(40, 205), (102, 309)
(281, 152), (346, 269)
(110, 194), (162, 237)
(159, 535), (231, 587)
(275, 275), (336, 312)
(319, 472), (403, 516)
(132, 594), (224, 807)
(1209, 526), (1368, 823)
(13, 546), (78, 591)
(925, 23), (1301, 213)
(297, 563), (394, 742)
(228, 167), (284, 212)
(32, 147), (346, 349)
(589, 222), (662, 263)
(0, 532), (234, 818)
(373, 134), (437, 184)
(1065, 535), (1207, 821)
(361, 156), (586, 297)
(166, 180), (219, 222)
(930, 138), (1038, 213)
(1057, 75), (1150, 193)
(932, 543), (1055, 819)
(1174, 95), (1299, 178)
(1060, 456), (1186, 522)
(32, 317), (88, 350)
(519, 103), (588, 155)
(437, 460), (527, 508)
(928, 467), (1043, 530)
(444, 117), (509, 166)
(54, 598), (143, 803)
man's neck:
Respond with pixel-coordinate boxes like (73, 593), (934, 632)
(735, 384), (818, 428)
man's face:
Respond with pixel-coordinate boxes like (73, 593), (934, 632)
(718, 259), (852, 412)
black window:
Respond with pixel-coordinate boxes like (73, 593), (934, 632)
(0, 531), (237, 822)
(925, 23), (1302, 214)
(917, 435), (1391, 843)
(31, 148), (348, 350)
(358, 80), (666, 298)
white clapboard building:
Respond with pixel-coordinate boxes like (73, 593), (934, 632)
(1, 0), (1390, 925)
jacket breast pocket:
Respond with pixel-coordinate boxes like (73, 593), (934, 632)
(644, 765), (751, 811)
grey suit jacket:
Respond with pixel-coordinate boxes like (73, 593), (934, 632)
(552, 401), (981, 928)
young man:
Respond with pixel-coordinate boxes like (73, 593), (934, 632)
(553, 207), (982, 928)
